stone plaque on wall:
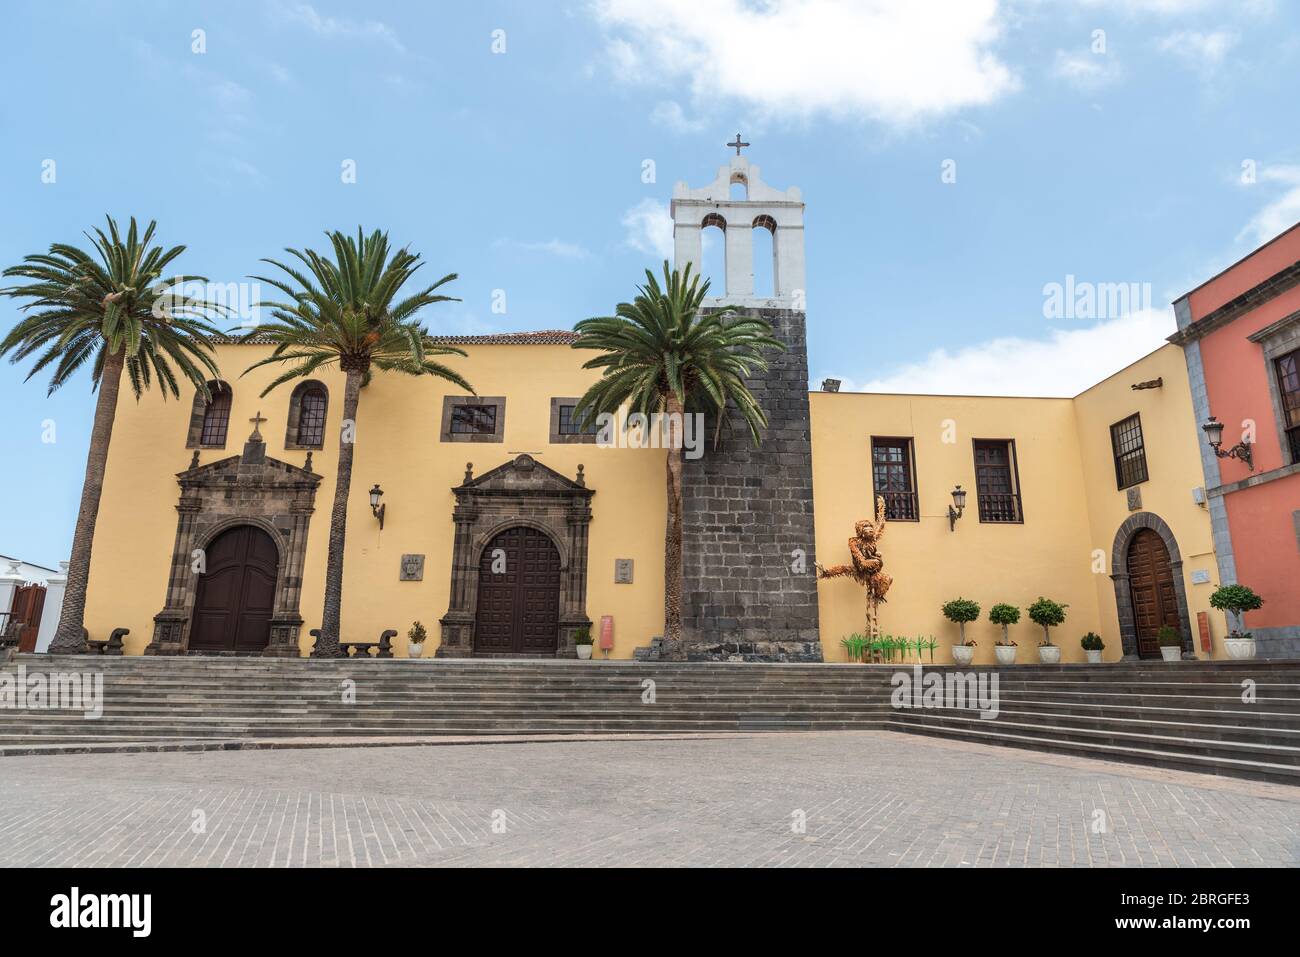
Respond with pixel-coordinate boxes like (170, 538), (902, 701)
(1126, 486), (1142, 511)
(400, 554), (425, 581)
(614, 558), (633, 584)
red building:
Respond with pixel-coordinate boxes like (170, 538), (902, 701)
(1171, 223), (1300, 657)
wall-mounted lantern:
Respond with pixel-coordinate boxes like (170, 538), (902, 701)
(948, 485), (967, 531)
(369, 484), (386, 530)
(1201, 416), (1254, 471)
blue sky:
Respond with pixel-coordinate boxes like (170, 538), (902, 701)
(2, 0), (1299, 567)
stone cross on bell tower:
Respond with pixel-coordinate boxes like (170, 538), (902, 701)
(670, 141), (806, 308)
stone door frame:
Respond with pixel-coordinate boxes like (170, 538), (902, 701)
(439, 454), (593, 658)
(147, 434), (320, 657)
(1109, 511), (1193, 659)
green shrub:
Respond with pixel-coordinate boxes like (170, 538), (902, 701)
(574, 625), (593, 646)
(408, 621), (428, 644)
(988, 603), (1020, 625)
(942, 598), (981, 623)
(942, 598), (980, 647)
(840, 634), (868, 662)
(1209, 584), (1264, 636)
(1157, 625), (1182, 648)
(1080, 632), (1104, 651)
(1027, 597), (1068, 646)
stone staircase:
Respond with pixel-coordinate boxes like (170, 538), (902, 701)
(1, 655), (1297, 784)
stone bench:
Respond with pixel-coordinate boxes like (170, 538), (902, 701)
(84, 627), (128, 655)
(309, 629), (396, 659)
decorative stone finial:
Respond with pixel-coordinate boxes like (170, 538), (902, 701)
(189, 450), (200, 470)
(304, 451), (313, 472)
(576, 464), (585, 487)
(248, 410), (268, 441)
(464, 462), (474, 483)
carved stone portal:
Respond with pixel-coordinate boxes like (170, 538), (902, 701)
(147, 431), (320, 656)
(439, 454), (593, 658)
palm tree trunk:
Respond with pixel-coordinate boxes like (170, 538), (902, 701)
(315, 369), (363, 658)
(49, 347), (126, 653)
(663, 395), (685, 656)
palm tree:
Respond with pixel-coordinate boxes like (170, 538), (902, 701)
(1, 217), (224, 653)
(241, 228), (472, 657)
(572, 261), (784, 655)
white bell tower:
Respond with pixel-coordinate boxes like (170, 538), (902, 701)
(670, 135), (806, 309)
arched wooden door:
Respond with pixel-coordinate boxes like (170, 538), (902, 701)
(189, 525), (278, 654)
(473, 526), (561, 656)
(1128, 528), (1181, 659)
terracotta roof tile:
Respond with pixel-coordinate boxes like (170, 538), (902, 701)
(212, 330), (579, 346)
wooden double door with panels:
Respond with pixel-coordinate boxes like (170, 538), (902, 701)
(473, 526), (561, 656)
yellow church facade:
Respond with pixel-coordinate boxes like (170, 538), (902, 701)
(82, 334), (1223, 664)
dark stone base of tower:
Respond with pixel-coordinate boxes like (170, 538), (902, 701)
(680, 306), (822, 662)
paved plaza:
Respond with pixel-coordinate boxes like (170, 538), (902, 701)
(0, 732), (1296, 867)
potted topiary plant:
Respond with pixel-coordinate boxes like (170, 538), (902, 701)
(407, 621), (428, 659)
(1027, 597), (1067, 665)
(1080, 632), (1105, 664)
(941, 598), (980, 666)
(988, 603), (1021, 665)
(1157, 625), (1183, 662)
(574, 625), (594, 659)
(1209, 584), (1265, 660)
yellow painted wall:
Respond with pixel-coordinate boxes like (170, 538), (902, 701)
(84, 343), (666, 658)
(811, 392), (1106, 663)
(85, 341), (1217, 662)
(1073, 345), (1222, 658)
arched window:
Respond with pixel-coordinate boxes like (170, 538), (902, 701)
(187, 381), (232, 449)
(285, 381), (329, 449)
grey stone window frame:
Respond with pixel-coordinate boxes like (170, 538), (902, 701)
(550, 397), (600, 444)
(185, 380), (233, 450)
(284, 380), (329, 451)
(1249, 310), (1300, 466)
(440, 395), (506, 443)
(1109, 412), (1149, 490)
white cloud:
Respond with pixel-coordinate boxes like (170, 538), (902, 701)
(494, 238), (591, 260)
(831, 310), (1175, 397)
(650, 100), (706, 133)
(1051, 49), (1121, 90)
(1237, 165), (1300, 247)
(273, 1), (406, 54)
(1157, 30), (1238, 69)
(588, 0), (1019, 126)
(621, 198), (674, 260)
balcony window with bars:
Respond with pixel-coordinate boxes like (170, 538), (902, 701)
(1276, 349), (1300, 464)
(973, 439), (1023, 523)
(1109, 413), (1149, 490)
(871, 437), (919, 521)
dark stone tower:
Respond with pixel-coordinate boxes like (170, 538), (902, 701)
(670, 148), (821, 661)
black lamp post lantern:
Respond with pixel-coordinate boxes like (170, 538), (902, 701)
(1202, 416), (1254, 471)
(369, 484), (386, 530)
(948, 485), (967, 531)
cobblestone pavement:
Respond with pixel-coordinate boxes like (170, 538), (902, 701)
(1, 732), (1296, 867)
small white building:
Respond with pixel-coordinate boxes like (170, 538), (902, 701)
(0, 554), (67, 653)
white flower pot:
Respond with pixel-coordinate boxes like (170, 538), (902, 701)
(994, 645), (1017, 665)
(1160, 646), (1182, 662)
(1038, 645), (1061, 664)
(408, 642), (424, 659)
(1223, 637), (1256, 660)
(951, 645), (975, 666)
(1085, 649), (1103, 664)
(576, 644), (593, 659)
